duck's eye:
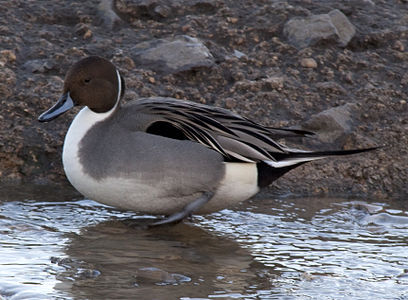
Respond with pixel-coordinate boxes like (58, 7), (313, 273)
(84, 78), (91, 84)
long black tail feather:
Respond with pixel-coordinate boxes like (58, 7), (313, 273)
(257, 147), (378, 188)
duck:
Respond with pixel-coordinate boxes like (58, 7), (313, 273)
(38, 56), (376, 225)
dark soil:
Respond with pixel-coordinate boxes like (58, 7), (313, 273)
(0, 0), (407, 199)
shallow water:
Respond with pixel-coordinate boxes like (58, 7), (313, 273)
(0, 185), (407, 300)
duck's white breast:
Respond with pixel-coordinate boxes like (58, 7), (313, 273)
(62, 106), (172, 213)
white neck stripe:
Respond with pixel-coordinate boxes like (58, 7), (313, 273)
(112, 69), (122, 111)
(115, 69), (122, 105)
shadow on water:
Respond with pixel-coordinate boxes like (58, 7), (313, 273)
(56, 220), (270, 299)
(0, 184), (408, 299)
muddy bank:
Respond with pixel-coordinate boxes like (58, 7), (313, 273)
(0, 0), (407, 198)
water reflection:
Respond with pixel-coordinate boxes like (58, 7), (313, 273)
(57, 220), (262, 299)
(0, 185), (408, 299)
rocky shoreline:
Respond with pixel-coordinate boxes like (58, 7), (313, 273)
(1, 0), (407, 199)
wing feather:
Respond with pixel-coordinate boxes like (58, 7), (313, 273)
(126, 97), (312, 162)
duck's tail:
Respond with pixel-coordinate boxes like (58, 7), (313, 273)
(257, 147), (378, 188)
(265, 147), (378, 168)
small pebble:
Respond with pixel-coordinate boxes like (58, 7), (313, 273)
(225, 98), (236, 108)
(393, 40), (405, 52)
(227, 17), (239, 24)
(83, 29), (92, 39)
(300, 58), (317, 68)
(0, 50), (16, 64)
(232, 49), (246, 59)
(264, 76), (284, 90)
(344, 72), (353, 84)
(236, 37), (244, 45)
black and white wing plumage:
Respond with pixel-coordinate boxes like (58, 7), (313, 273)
(125, 98), (301, 162)
(121, 97), (375, 169)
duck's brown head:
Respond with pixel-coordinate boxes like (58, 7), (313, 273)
(39, 56), (124, 122)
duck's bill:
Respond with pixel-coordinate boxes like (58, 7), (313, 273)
(38, 92), (74, 122)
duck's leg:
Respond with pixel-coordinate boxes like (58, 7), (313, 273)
(149, 192), (214, 226)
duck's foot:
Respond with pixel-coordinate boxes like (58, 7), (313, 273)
(149, 192), (214, 227)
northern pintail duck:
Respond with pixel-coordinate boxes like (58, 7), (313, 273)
(39, 56), (375, 225)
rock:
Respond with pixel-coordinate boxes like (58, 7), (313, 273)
(315, 81), (347, 95)
(153, 4), (171, 18)
(232, 49), (246, 59)
(283, 9), (355, 48)
(344, 72), (353, 84)
(227, 17), (239, 24)
(131, 35), (214, 73)
(22, 59), (56, 74)
(98, 0), (122, 28)
(328, 9), (356, 46)
(302, 103), (358, 143)
(300, 57), (317, 68)
(393, 40), (405, 52)
(75, 23), (93, 39)
(83, 29), (93, 39)
(263, 76), (284, 90)
(224, 98), (236, 109)
(0, 50), (16, 66)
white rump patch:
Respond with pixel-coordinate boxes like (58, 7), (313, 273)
(203, 162), (259, 213)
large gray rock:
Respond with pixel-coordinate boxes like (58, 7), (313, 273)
(22, 59), (56, 74)
(284, 9), (356, 48)
(302, 103), (357, 143)
(131, 35), (214, 73)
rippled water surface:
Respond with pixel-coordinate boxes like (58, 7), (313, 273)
(1, 184), (408, 299)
